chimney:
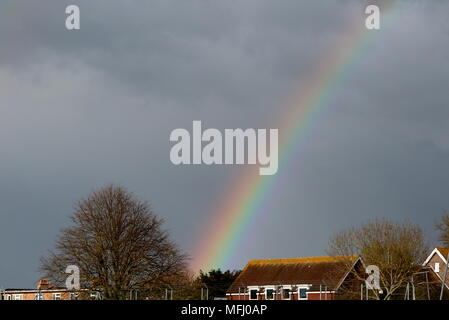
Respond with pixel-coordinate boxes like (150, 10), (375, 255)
(37, 279), (50, 290)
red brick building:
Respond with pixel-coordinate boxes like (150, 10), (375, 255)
(227, 255), (364, 300)
(0, 280), (97, 300)
(1, 280), (73, 300)
(422, 247), (449, 291)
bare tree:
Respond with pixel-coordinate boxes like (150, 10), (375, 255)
(436, 212), (449, 247)
(40, 185), (187, 300)
(328, 219), (429, 300)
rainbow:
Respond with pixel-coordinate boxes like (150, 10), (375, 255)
(192, 1), (400, 272)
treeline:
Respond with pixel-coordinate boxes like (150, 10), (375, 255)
(40, 184), (449, 300)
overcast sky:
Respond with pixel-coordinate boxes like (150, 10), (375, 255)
(1, 0), (449, 287)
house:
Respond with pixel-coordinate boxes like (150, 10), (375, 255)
(1, 280), (72, 300)
(0, 279), (96, 300)
(226, 255), (364, 300)
(423, 247), (449, 290)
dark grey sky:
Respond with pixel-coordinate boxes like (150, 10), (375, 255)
(1, 0), (448, 287)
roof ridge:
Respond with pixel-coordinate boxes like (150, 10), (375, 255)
(247, 255), (358, 265)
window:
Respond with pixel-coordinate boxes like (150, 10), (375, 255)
(70, 293), (78, 300)
(13, 294), (23, 300)
(249, 289), (258, 300)
(265, 289), (274, 300)
(90, 293), (100, 300)
(5, 295), (11, 300)
(52, 293), (61, 300)
(282, 288), (290, 300)
(35, 293), (44, 300)
(435, 262), (440, 273)
(299, 288), (307, 300)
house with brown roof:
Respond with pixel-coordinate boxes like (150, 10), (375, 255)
(227, 255), (364, 300)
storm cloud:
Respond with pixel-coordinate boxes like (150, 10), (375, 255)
(0, 0), (448, 287)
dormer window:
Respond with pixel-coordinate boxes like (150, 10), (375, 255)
(435, 262), (440, 273)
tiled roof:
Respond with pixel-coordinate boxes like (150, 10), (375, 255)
(228, 255), (360, 293)
(436, 247), (449, 260)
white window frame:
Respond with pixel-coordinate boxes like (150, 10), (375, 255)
(248, 287), (259, 300)
(90, 292), (101, 300)
(264, 287), (275, 300)
(70, 293), (78, 300)
(52, 293), (61, 300)
(35, 293), (44, 300)
(281, 286), (292, 300)
(435, 262), (440, 273)
(277, 285), (294, 300)
(298, 287), (308, 300)
(13, 294), (23, 300)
